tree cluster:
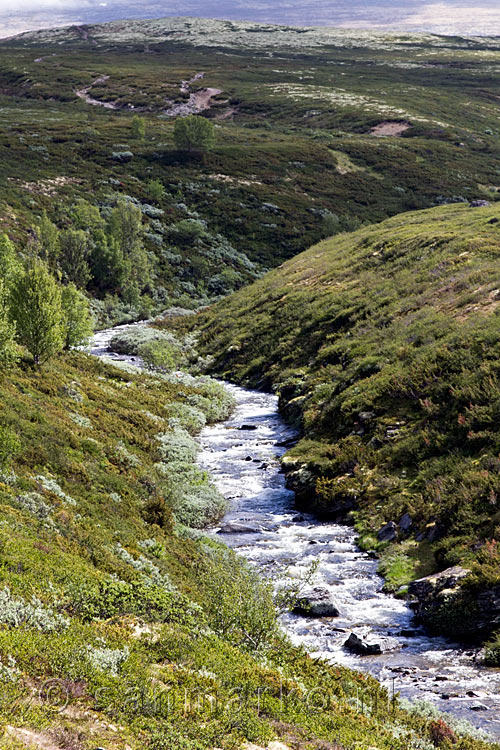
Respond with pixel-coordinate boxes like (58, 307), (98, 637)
(0, 234), (93, 366)
(36, 198), (151, 305)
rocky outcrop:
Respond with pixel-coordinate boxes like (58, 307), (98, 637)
(409, 566), (471, 604)
(408, 566), (500, 641)
(283, 461), (357, 519)
(409, 566), (470, 616)
(293, 587), (339, 618)
(476, 585), (500, 633)
(344, 631), (400, 655)
(283, 463), (316, 508)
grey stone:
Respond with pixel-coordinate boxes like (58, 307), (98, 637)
(377, 521), (397, 542)
(398, 513), (413, 532)
(217, 522), (261, 535)
(344, 631), (400, 655)
(293, 587), (340, 618)
(358, 411), (376, 422)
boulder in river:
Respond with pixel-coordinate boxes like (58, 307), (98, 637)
(377, 521), (397, 542)
(238, 424), (257, 431)
(217, 522), (261, 535)
(293, 587), (340, 617)
(344, 631), (400, 655)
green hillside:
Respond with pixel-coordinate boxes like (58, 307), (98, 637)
(2, 16), (500, 747)
(187, 202), (500, 646)
(0, 350), (460, 750)
(2, 18), (500, 322)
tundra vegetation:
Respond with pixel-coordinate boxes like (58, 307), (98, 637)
(0, 15), (500, 750)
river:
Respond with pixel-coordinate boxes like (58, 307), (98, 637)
(91, 327), (500, 739)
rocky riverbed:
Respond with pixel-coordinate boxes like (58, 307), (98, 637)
(198, 384), (500, 740)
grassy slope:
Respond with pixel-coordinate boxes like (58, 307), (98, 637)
(189, 202), (500, 636)
(0, 351), (485, 750)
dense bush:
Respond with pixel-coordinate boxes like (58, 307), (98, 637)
(157, 460), (226, 528)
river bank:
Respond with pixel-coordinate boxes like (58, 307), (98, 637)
(90, 327), (500, 740)
(198, 384), (500, 739)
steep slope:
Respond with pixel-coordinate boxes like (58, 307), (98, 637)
(187, 202), (500, 646)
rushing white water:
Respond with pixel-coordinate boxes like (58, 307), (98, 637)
(90, 328), (500, 738)
(197, 384), (500, 739)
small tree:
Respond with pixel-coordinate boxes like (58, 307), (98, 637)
(0, 234), (21, 285)
(0, 280), (18, 365)
(146, 179), (166, 203)
(173, 115), (215, 153)
(108, 200), (150, 303)
(131, 115), (146, 140)
(61, 283), (94, 350)
(59, 229), (91, 288)
(10, 259), (64, 365)
(36, 212), (60, 267)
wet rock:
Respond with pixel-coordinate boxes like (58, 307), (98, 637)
(308, 540), (319, 545)
(217, 522), (261, 535)
(377, 521), (397, 542)
(466, 691), (479, 698)
(244, 456), (252, 461)
(238, 424), (257, 431)
(293, 587), (340, 618)
(397, 629), (418, 637)
(469, 703), (488, 711)
(292, 514), (305, 522)
(398, 513), (413, 532)
(275, 437), (296, 448)
(344, 631), (400, 655)
(408, 566), (473, 633)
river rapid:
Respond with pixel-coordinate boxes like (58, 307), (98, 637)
(198, 385), (500, 739)
(91, 327), (500, 739)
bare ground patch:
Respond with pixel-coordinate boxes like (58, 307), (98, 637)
(370, 121), (411, 137)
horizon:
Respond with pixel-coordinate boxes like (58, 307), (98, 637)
(2, 1), (500, 40)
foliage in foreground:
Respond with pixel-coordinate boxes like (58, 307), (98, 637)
(0, 351), (487, 750)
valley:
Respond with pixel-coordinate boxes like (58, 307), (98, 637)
(0, 14), (500, 750)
